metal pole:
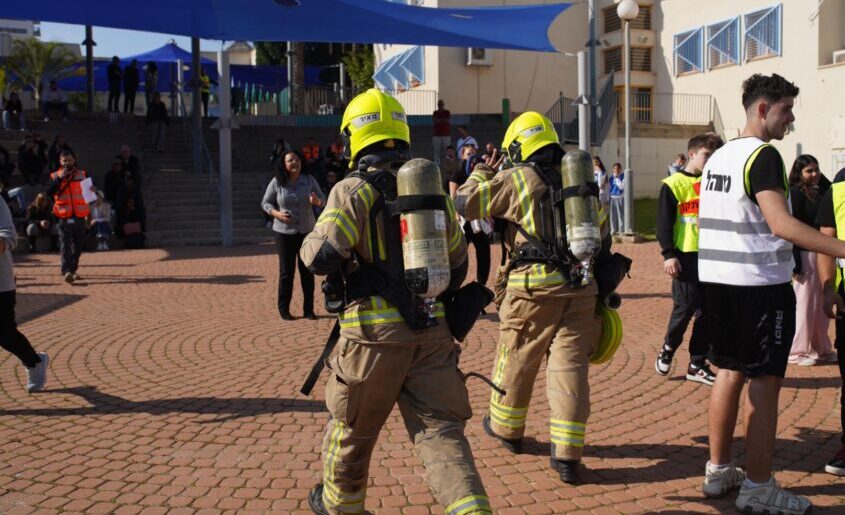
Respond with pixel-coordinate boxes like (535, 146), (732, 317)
(577, 51), (590, 153)
(588, 0), (597, 117)
(192, 37), (203, 174)
(170, 62), (178, 117)
(176, 59), (184, 116)
(286, 41), (294, 115)
(218, 50), (234, 247)
(83, 26), (95, 112)
(339, 62), (346, 104)
(623, 20), (634, 233)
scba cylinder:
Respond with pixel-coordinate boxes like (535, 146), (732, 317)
(397, 158), (451, 299)
(560, 149), (601, 284)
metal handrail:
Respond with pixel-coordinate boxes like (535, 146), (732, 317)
(176, 88), (218, 192)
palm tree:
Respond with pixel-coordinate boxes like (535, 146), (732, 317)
(5, 38), (77, 104)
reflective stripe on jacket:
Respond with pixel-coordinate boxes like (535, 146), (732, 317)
(50, 169), (90, 219)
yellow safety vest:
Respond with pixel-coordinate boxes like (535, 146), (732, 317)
(662, 172), (701, 253)
(831, 182), (845, 289)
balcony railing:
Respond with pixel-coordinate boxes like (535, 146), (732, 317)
(615, 92), (713, 125)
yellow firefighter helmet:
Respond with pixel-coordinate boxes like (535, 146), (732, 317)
(340, 88), (410, 168)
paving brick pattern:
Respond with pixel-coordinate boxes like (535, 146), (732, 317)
(0, 242), (842, 514)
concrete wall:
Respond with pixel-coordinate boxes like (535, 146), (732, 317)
(654, 0), (845, 178)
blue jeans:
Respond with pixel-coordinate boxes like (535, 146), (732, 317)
(610, 196), (624, 234)
(2, 111), (25, 130)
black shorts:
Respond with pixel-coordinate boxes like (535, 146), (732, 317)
(701, 282), (795, 378)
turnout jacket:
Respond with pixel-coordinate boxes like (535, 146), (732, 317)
(456, 163), (609, 299)
(300, 164), (468, 344)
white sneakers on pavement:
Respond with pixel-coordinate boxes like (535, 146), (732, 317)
(734, 476), (812, 515)
(25, 352), (49, 393)
(702, 461), (746, 498)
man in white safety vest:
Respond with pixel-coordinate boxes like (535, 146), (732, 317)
(697, 73), (845, 515)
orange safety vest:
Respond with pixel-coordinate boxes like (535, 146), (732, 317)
(50, 169), (90, 219)
(302, 144), (320, 161)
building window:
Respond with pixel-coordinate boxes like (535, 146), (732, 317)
(744, 4), (782, 61)
(603, 46), (651, 74)
(604, 47), (622, 74)
(603, 4), (651, 34)
(674, 28), (704, 76)
(707, 17), (740, 69)
(0, 27), (28, 34)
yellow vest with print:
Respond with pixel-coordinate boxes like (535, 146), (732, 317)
(662, 172), (701, 253)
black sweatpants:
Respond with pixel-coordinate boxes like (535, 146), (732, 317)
(834, 293), (845, 444)
(58, 218), (85, 274)
(463, 221), (490, 285)
(108, 88), (121, 112)
(0, 290), (39, 368)
(123, 89), (137, 113)
(276, 232), (314, 316)
(663, 278), (708, 366)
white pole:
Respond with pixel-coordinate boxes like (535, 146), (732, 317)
(577, 51), (590, 153)
(218, 50), (234, 247)
(623, 20), (634, 233)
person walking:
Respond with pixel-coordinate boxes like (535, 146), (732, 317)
(300, 88), (490, 515)
(812, 178), (845, 477)
(144, 61), (159, 106)
(432, 99), (451, 165)
(46, 150), (89, 284)
(655, 133), (723, 386)
(609, 162), (624, 234)
(123, 59), (140, 113)
(696, 73), (845, 515)
(145, 92), (169, 153)
(788, 154), (833, 365)
(0, 196), (48, 392)
(262, 150), (325, 321)
(456, 111), (616, 484)
(106, 56), (123, 113)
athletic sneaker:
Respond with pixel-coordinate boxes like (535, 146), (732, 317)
(825, 445), (845, 476)
(686, 363), (716, 386)
(655, 345), (675, 376)
(63, 272), (74, 284)
(734, 477), (812, 515)
(25, 353), (49, 393)
(702, 461), (745, 498)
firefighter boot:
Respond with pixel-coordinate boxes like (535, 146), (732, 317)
(482, 414), (522, 454)
(308, 484), (328, 515)
(551, 458), (581, 484)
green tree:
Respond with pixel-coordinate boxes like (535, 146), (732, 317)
(341, 47), (374, 92)
(5, 38), (77, 103)
(255, 42), (287, 66)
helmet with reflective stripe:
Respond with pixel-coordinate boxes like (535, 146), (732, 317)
(340, 88), (410, 168)
(590, 303), (623, 365)
(501, 111), (560, 163)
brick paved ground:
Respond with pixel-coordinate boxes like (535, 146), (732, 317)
(0, 242), (842, 514)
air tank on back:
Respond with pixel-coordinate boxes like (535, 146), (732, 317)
(560, 150), (602, 285)
(396, 158), (451, 300)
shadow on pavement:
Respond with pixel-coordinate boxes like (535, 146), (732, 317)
(0, 386), (326, 422)
(161, 243), (276, 262)
(76, 274), (265, 286)
(16, 292), (86, 324)
(621, 292), (673, 300)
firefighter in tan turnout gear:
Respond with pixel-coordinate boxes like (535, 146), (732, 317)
(456, 111), (621, 484)
(299, 89), (491, 515)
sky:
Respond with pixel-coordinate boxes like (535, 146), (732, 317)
(39, 22), (224, 58)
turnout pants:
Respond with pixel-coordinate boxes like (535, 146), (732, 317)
(320, 336), (490, 514)
(663, 278), (708, 365)
(488, 284), (601, 461)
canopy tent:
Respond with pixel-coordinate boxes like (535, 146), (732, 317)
(54, 41), (328, 93)
(122, 41), (216, 64)
(0, 0), (570, 51)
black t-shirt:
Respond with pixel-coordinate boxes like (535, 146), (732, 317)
(747, 145), (787, 203)
(815, 187), (836, 228)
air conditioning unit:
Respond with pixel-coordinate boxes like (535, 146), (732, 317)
(467, 48), (493, 66)
(834, 49), (845, 64)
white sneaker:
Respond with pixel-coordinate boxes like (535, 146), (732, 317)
(703, 461), (746, 498)
(63, 272), (74, 284)
(796, 356), (817, 366)
(735, 477), (812, 515)
(25, 353), (49, 392)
